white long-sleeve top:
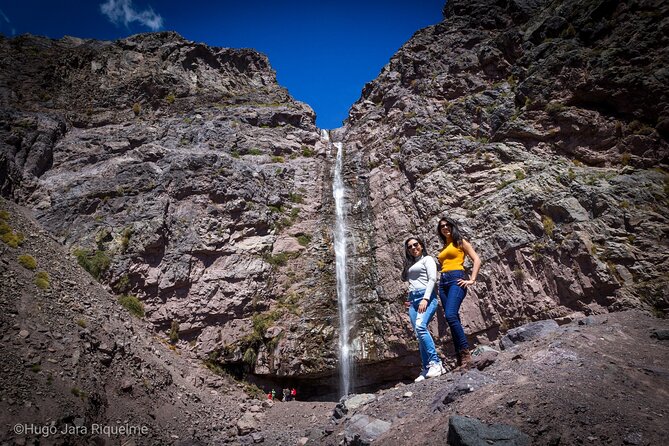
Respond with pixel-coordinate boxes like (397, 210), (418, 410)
(406, 255), (438, 299)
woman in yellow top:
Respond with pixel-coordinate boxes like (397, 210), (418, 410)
(436, 217), (481, 370)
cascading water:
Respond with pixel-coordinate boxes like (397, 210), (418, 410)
(323, 129), (354, 397)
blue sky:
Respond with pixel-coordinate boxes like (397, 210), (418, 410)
(0, 0), (445, 129)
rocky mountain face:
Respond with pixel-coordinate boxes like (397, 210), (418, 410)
(1, 0), (668, 398)
(0, 32), (344, 395)
(0, 197), (255, 445)
(336, 0), (668, 380)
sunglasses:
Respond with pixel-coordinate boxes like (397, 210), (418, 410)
(439, 223), (451, 229)
(407, 242), (420, 249)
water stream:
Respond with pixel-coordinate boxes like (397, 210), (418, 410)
(323, 129), (354, 397)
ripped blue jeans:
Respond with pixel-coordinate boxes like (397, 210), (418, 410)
(408, 288), (440, 369)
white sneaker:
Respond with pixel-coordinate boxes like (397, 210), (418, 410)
(425, 362), (444, 378)
(414, 370), (427, 382)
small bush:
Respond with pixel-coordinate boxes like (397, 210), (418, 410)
(76, 319), (87, 328)
(74, 248), (111, 280)
(113, 274), (130, 293)
(118, 294), (145, 318)
(263, 253), (289, 267)
(71, 387), (87, 399)
(132, 102), (141, 116)
(542, 215), (555, 237)
(513, 267), (525, 281)
(271, 156), (285, 163)
(620, 152), (631, 166)
(166, 93), (176, 104)
(514, 170), (526, 180)
(545, 102), (565, 116)
(289, 193), (304, 204)
(297, 234), (312, 246)
(301, 146), (315, 157)
(568, 168), (576, 181)
(0, 221), (24, 248)
(35, 271), (50, 289)
(18, 254), (37, 270)
(0, 210), (9, 220)
(248, 148), (262, 155)
(243, 347), (257, 366)
(120, 227), (133, 253)
(169, 320), (179, 344)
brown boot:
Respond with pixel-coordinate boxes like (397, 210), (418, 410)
(456, 349), (472, 371)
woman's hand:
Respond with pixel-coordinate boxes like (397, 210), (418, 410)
(457, 278), (476, 288)
(418, 299), (428, 313)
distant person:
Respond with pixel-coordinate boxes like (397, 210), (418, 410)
(271, 389), (276, 401)
(282, 388), (289, 402)
(267, 392), (272, 401)
(436, 217), (481, 370)
(290, 388), (296, 401)
(402, 237), (444, 382)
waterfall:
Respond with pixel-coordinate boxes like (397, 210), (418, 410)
(323, 129), (354, 397)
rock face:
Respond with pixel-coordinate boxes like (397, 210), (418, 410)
(1, 0), (668, 394)
(0, 32), (343, 393)
(331, 0), (668, 380)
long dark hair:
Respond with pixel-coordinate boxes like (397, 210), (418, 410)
(401, 236), (427, 281)
(437, 217), (463, 248)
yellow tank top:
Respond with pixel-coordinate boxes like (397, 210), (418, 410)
(438, 242), (465, 272)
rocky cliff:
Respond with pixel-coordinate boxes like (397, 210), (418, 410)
(336, 0), (668, 381)
(1, 0), (668, 398)
(0, 32), (344, 395)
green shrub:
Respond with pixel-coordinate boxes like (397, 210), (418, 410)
(0, 210), (9, 220)
(301, 146), (315, 157)
(297, 234), (312, 246)
(271, 156), (285, 163)
(71, 387), (87, 399)
(620, 152), (631, 165)
(35, 271), (50, 289)
(118, 294), (145, 317)
(248, 148), (262, 155)
(263, 253), (289, 267)
(132, 102), (141, 116)
(169, 320), (179, 343)
(514, 170), (526, 180)
(545, 102), (565, 116)
(120, 227), (133, 253)
(166, 93), (176, 104)
(76, 319), (87, 328)
(0, 221), (24, 248)
(243, 347), (257, 366)
(74, 248), (111, 279)
(18, 254), (36, 270)
(542, 215), (555, 237)
(288, 193), (304, 204)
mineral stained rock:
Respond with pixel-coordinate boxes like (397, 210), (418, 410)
(1, 0), (667, 390)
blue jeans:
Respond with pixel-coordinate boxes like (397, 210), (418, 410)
(439, 270), (469, 352)
(408, 288), (440, 369)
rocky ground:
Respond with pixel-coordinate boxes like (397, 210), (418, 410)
(258, 311), (669, 446)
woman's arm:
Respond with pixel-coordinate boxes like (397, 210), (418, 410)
(458, 239), (481, 288)
(418, 256), (438, 313)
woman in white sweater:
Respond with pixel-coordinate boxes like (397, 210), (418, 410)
(402, 237), (445, 382)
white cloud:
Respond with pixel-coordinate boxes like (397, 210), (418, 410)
(100, 0), (163, 31)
